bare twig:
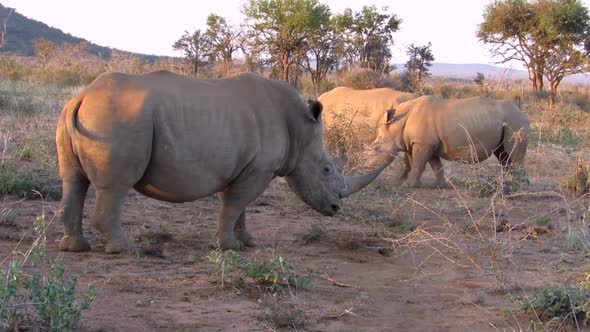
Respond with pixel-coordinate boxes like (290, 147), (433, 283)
(319, 307), (358, 319)
(324, 276), (354, 288)
(0, 8), (14, 49)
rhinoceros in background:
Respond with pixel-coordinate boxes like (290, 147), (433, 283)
(56, 71), (392, 253)
(318, 87), (418, 142)
(367, 96), (530, 187)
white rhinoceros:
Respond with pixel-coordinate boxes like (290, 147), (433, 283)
(55, 71), (392, 253)
(368, 96), (530, 187)
(318, 86), (418, 142)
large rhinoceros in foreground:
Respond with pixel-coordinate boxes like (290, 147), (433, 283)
(56, 71), (392, 253)
(318, 87), (418, 142)
(368, 96), (530, 187)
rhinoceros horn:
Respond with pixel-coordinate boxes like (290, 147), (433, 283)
(342, 156), (394, 197)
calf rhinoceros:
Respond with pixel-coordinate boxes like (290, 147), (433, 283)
(318, 86), (418, 142)
(367, 96), (530, 187)
(56, 71), (392, 253)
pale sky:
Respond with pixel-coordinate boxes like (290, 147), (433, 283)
(3, 0), (590, 69)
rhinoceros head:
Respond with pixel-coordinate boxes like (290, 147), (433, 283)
(366, 109), (407, 166)
(285, 100), (393, 216)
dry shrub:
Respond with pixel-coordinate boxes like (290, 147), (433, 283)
(563, 155), (590, 195)
(263, 302), (307, 330)
(426, 80), (480, 99)
(322, 112), (367, 171)
(337, 67), (382, 90)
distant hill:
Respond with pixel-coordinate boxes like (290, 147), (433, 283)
(394, 63), (590, 85)
(0, 3), (160, 61)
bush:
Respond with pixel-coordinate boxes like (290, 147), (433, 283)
(207, 250), (311, 292)
(562, 155), (590, 195)
(0, 215), (96, 331)
(338, 68), (382, 90)
(322, 112), (367, 171)
(466, 167), (529, 197)
(0, 163), (61, 200)
(521, 284), (589, 327)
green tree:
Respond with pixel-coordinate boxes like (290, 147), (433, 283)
(477, 0), (590, 98)
(301, 7), (338, 94)
(243, 0), (329, 83)
(404, 42), (435, 92)
(173, 29), (210, 77)
(334, 5), (402, 72)
(474, 72), (486, 95)
(538, 0), (590, 102)
(205, 14), (241, 64)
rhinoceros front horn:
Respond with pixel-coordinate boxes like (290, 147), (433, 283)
(342, 156), (394, 198)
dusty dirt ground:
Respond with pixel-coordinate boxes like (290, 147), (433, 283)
(1, 145), (589, 331)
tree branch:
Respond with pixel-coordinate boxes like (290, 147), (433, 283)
(0, 8), (14, 49)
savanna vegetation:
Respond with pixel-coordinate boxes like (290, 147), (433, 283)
(2, 0), (590, 330)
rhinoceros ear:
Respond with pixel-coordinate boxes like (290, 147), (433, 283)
(384, 109), (396, 123)
(384, 108), (406, 124)
(307, 99), (323, 121)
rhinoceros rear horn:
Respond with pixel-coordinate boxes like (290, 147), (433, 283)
(307, 99), (323, 121)
(342, 157), (394, 198)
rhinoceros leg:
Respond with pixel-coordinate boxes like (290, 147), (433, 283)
(405, 144), (433, 187)
(429, 157), (447, 188)
(213, 172), (273, 250)
(234, 211), (255, 247)
(399, 153), (412, 181)
(58, 177), (91, 252)
(90, 189), (130, 254)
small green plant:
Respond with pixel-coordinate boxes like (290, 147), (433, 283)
(0, 215), (96, 331)
(466, 167), (528, 197)
(206, 250), (311, 292)
(535, 215), (552, 227)
(301, 224), (326, 245)
(206, 249), (243, 288)
(0, 207), (17, 226)
(386, 214), (416, 234)
(243, 256), (312, 292)
(521, 284), (589, 327)
(17, 146), (33, 161)
(0, 163), (60, 199)
(264, 303), (307, 330)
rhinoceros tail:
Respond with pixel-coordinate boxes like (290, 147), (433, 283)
(65, 97), (83, 140)
(496, 122), (528, 168)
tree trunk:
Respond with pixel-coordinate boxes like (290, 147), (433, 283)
(532, 70), (544, 91)
(281, 51), (290, 82)
(548, 78), (560, 109)
(192, 59), (199, 77)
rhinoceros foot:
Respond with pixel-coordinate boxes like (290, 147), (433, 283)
(211, 236), (244, 251)
(59, 235), (91, 252)
(402, 180), (422, 188)
(104, 235), (130, 254)
(237, 231), (256, 248)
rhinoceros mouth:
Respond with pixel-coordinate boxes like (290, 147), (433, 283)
(321, 203), (340, 216)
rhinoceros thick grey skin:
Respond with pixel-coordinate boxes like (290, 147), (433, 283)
(318, 87), (418, 142)
(368, 96), (530, 187)
(56, 71), (392, 253)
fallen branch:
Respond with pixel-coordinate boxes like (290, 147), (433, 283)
(320, 307), (358, 319)
(325, 276), (354, 288)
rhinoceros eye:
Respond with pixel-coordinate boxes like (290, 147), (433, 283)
(323, 166), (331, 174)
